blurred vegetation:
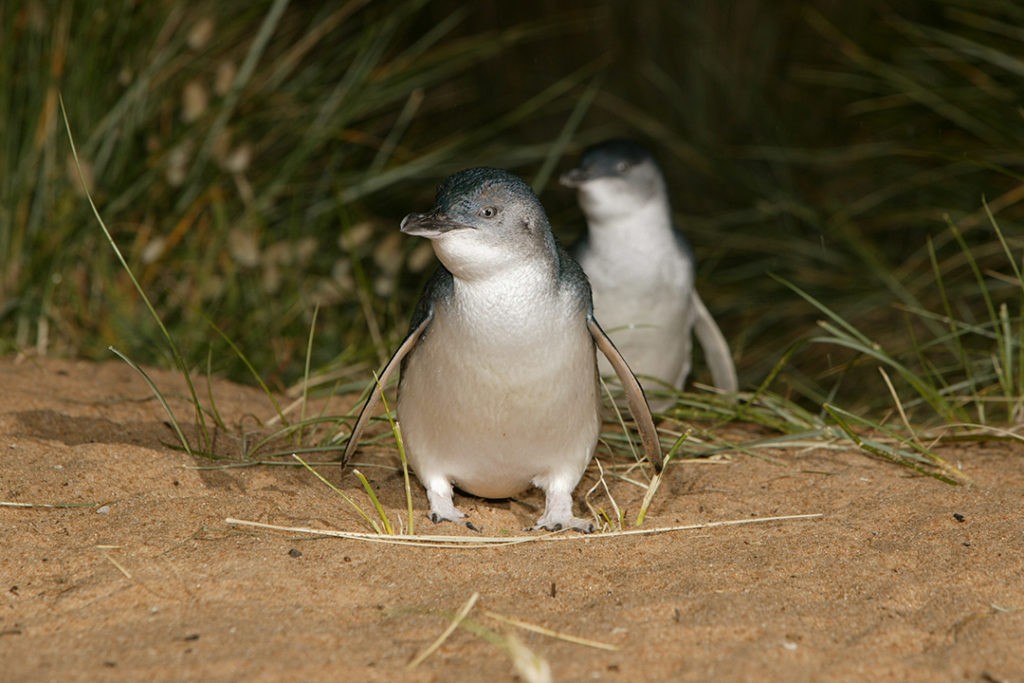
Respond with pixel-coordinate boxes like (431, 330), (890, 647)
(2, 0), (1022, 427)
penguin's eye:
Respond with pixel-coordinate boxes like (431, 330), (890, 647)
(615, 161), (630, 173)
(479, 206), (498, 218)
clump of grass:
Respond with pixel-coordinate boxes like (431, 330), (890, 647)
(4, 1), (605, 384)
(568, 2), (1024, 418)
(63, 97), (211, 456)
(794, 209), (1023, 433)
(64, 79), (359, 469)
(645, 368), (969, 483)
(822, 404), (964, 485)
(772, 2), (1024, 414)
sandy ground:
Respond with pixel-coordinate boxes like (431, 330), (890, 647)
(1, 355), (1022, 682)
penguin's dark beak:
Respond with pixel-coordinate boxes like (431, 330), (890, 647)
(400, 211), (474, 238)
(558, 168), (588, 188)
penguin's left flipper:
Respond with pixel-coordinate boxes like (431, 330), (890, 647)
(342, 311), (432, 466)
(587, 315), (664, 471)
(690, 291), (738, 394)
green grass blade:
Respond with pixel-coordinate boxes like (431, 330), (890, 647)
(352, 469), (394, 535)
(206, 318), (287, 425)
(61, 96), (210, 451)
(108, 346), (192, 455)
(292, 454), (382, 534)
(377, 378), (415, 536)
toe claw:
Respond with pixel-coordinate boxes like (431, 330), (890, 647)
(532, 517), (594, 533)
(428, 511), (476, 530)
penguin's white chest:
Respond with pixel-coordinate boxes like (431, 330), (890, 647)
(397, 283), (601, 499)
(581, 215), (696, 389)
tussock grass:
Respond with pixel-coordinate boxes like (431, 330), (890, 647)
(10, 1), (1023, 538)
(4, 1), (601, 381)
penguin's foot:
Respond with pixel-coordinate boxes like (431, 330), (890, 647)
(532, 515), (594, 534)
(425, 478), (472, 527)
(427, 510), (462, 523)
(428, 511), (479, 532)
(533, 485), (594, 533)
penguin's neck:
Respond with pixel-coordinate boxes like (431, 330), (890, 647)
(585, 195), (679, 264)
(449, 258), (560, 325)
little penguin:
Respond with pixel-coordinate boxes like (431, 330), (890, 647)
(344, 167), (662, 533)
(560, 139), (738, 410)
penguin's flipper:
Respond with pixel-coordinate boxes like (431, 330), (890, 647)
(342, 312), (432, 466)
(587, 315), (664, 471)
(690, 291), (738, 393)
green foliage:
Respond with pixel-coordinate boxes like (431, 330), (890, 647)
(3, 0), (1023, 464)
(1, 0), (597, 384)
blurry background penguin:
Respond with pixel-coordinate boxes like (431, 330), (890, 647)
(561, 139), (738, 411)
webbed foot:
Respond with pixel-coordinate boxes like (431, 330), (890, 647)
(425, 477), (479, 530)
(533, 475), (594, 533)
(428, 511), (479, 532)
(531, 515), (594, 534)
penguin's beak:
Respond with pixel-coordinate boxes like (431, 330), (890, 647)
(558, 168), (588, 188)
(400, 211), (474, 238)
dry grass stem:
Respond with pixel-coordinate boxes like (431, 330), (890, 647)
(407, 592), (480, 669)
(224, 513), (823, 548)
(879, 367), (922, 449)
(505, 633), (553, 683)
(97, 548), (132, 579)
(481, 609), (619, 652)
(0, 501), (98, 508)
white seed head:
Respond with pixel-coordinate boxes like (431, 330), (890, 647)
(187, 17), (214, 50)
(215, 61), (237, 96)
(181, 80), (208, 123)
(227, 228), (260, 268)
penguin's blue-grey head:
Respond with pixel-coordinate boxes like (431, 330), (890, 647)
(401, 167), (557, 280)
(560, 139), (665, 217)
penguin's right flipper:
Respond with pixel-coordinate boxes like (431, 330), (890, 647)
(342, 312), (432, 466)
(690, 291), (738, 393)
(587, 315), (664, 471)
